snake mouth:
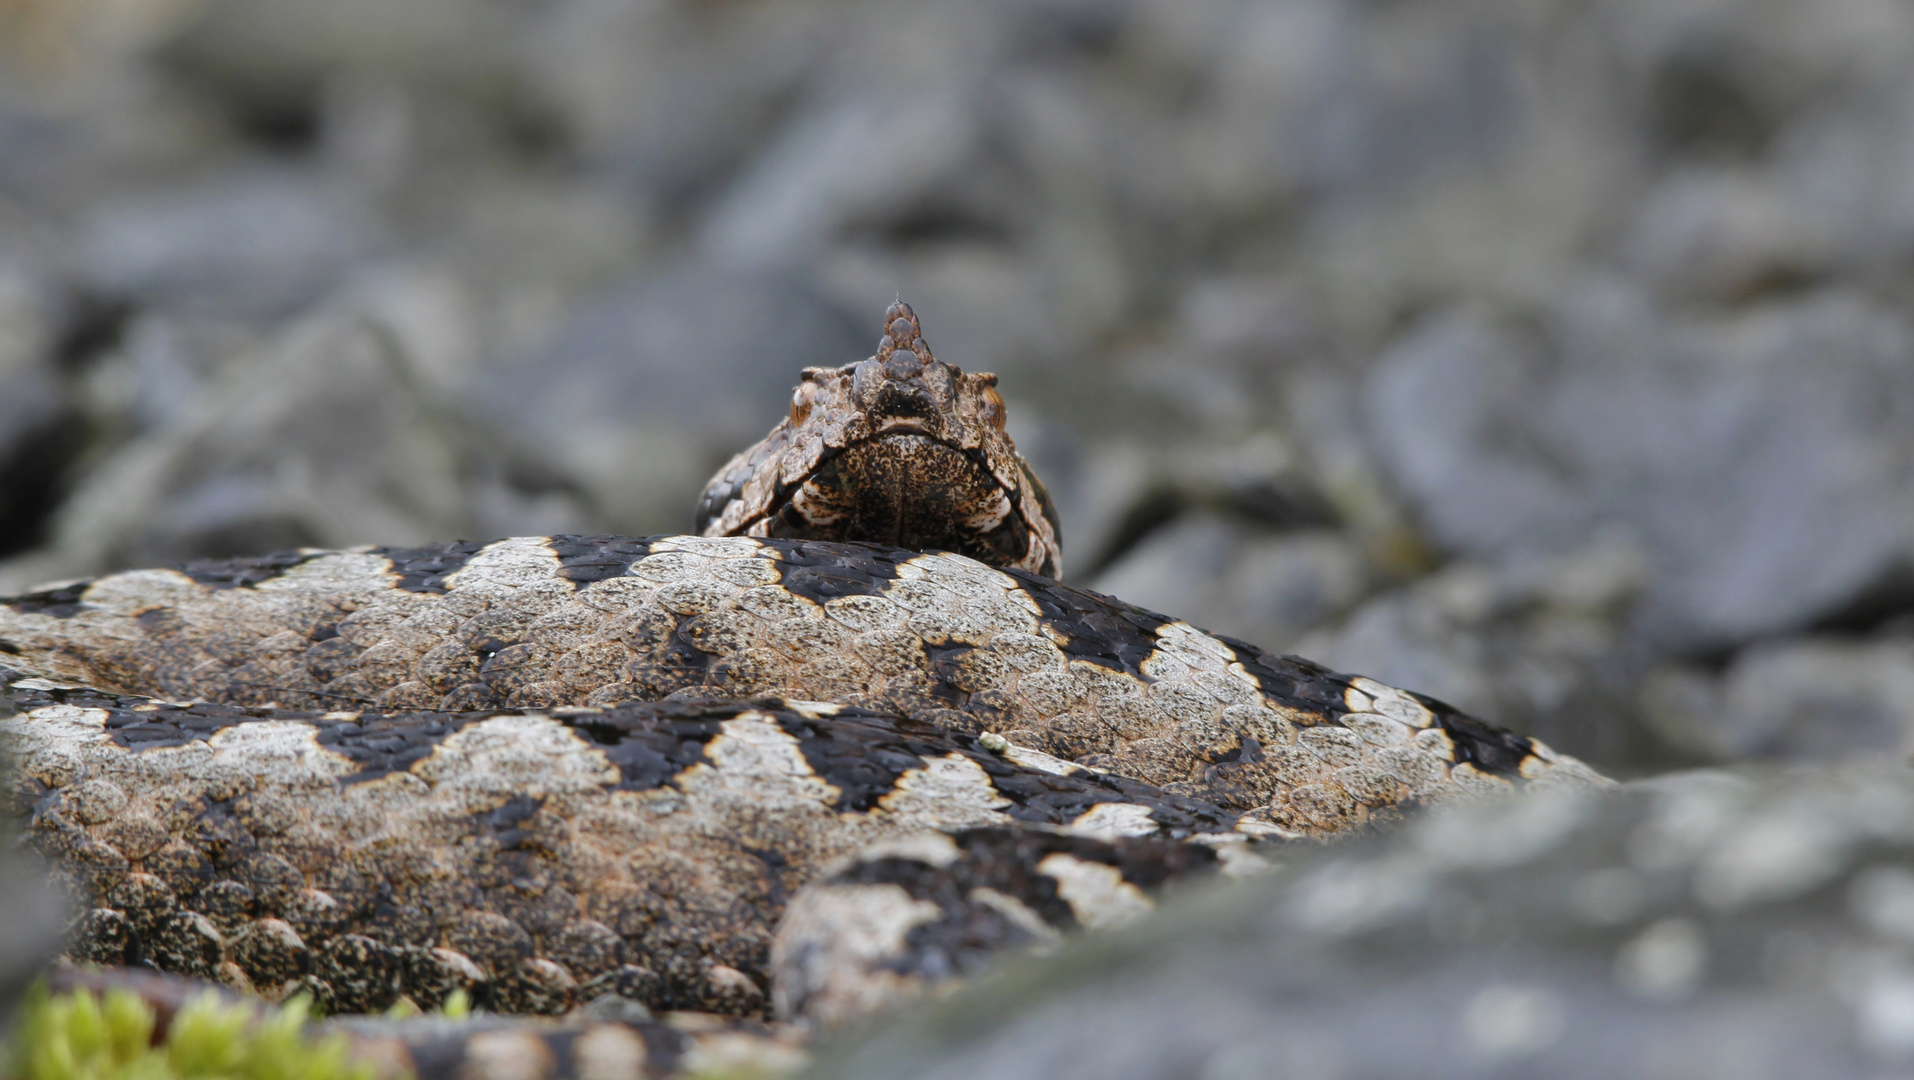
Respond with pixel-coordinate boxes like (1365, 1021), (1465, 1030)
(775, 429), (994, 506)
(867, 419), (936, 439)
(738, 429), (1024, 544)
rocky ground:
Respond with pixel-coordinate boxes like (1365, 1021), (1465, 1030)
(8, 0), (1914, 781)
(6, 0), (1914, 1068)
(814, 765), (1914, 1080)
(5, 0), (1914, 778)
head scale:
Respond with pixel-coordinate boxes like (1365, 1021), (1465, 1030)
(696, 300), (1063, 578)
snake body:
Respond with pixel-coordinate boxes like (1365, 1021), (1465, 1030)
(1, 671), (1251, 1017)
(0, 535), (1593, 830)
(0, 301), (1606, 1076)
(0, 535), (1598, 1017)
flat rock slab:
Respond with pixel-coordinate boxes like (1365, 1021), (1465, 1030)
(813, 764), (1914, 1080)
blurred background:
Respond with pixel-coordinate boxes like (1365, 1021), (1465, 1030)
(0, 0), (1911, 777)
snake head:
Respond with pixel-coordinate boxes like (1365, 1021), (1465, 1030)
(847, 301), (965, 433)
(694, 300), (1064, 579)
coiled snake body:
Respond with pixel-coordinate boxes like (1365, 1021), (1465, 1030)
(0, 303), (1604, 1076)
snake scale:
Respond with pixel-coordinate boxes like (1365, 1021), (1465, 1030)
(0, 302), (1605, 1077)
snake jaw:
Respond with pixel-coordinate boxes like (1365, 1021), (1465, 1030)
(696, 300), (1065, 579)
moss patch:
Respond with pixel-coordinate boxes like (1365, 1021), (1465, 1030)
(5, 983), (386, 1080)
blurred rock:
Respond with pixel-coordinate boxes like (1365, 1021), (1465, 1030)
(700, 86), (984, 272)
(0, 259), (80, 559)
(692, 2), (1159, 376)
(1042, 409), (1340, 581)
(810, 766), (1914, 1080)
(7, 0), (1914, 794)
(0, 841), (59, 1035)
(472, 266), (866, 536)
(1621, 167), (1827, 303)
(529, 0), (837, 199)
(1365, 290), (1914, 651)
(159, 0), (535, 142)
(1089, 516), (1368, 652)
(1643, 637), (1914, 763)
(0, 700), (64, 1031)
(423, 172), (650, 311)
(1109, 300), (1308, 435)
(76, 310), (259, 439)
(1290, 5), (1632, 341)
(78, 167), (382, 318)
(0, 273), (586, 592)
(1767, 90), (1914, 283)
(1298, 538), (1651, 766)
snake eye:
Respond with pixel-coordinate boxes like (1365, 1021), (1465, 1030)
(790, 381), (817, 425)
(982, 385), (1007, 431)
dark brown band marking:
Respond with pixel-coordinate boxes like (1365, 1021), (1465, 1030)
(1423, 696), (1535, 778)
(1215, 636), (1351, 714)
(826, 827), (1223, 981)
(367, 540), (492, 594)
(5, 581), (93, 618)
(547, 535), (659, 586)
(1003, 568), (1170, 678)
(770, 540), (907, 604)
(180, 550), (323, 590)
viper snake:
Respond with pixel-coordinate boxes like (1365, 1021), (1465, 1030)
(0, 301), (1605, 1078)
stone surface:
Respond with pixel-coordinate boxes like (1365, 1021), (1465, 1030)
(0, 703), (65, 1031)
(1297, 539), (1652, 768)
(6, 0), (1914, 1061)
(1090, 516), (1368, 654)
(0, 258), (77, 559)
(472, 266), (867, 537)
(811, 766), (1914, 1080)
(1644, 637), (1914, 764)
(3, 0), (1914, 774)
(77, 168), (382, 318)
(1364, 292), (1914, 652)
(0, 283), (589, 592)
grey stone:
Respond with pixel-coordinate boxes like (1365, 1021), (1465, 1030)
(472, 266), (866, 536)
(0, 732), (63, 1032)
(700, 89), (985, 271)
(81, 311), (262, 436)
(1297, 539), (1650, 765)
(1365, 291), (1914, 650)
(1621, 167), (1828, 303)
(810, 766), (1914, 1080)
(0, 259), (78, 560)
(0, 279), (587, 591)
(1643, 638), (1914, 763)
(160, 0), (533, 119)
(527, 0), (838, 195)
(1045, 410), (1341, 586)
(0, 842), (59, 1036)
(1089, 515), (1368, 653)
(79, 168), (382, 318)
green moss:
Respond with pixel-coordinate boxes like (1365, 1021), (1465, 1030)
(5, 983), (385, 1080)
